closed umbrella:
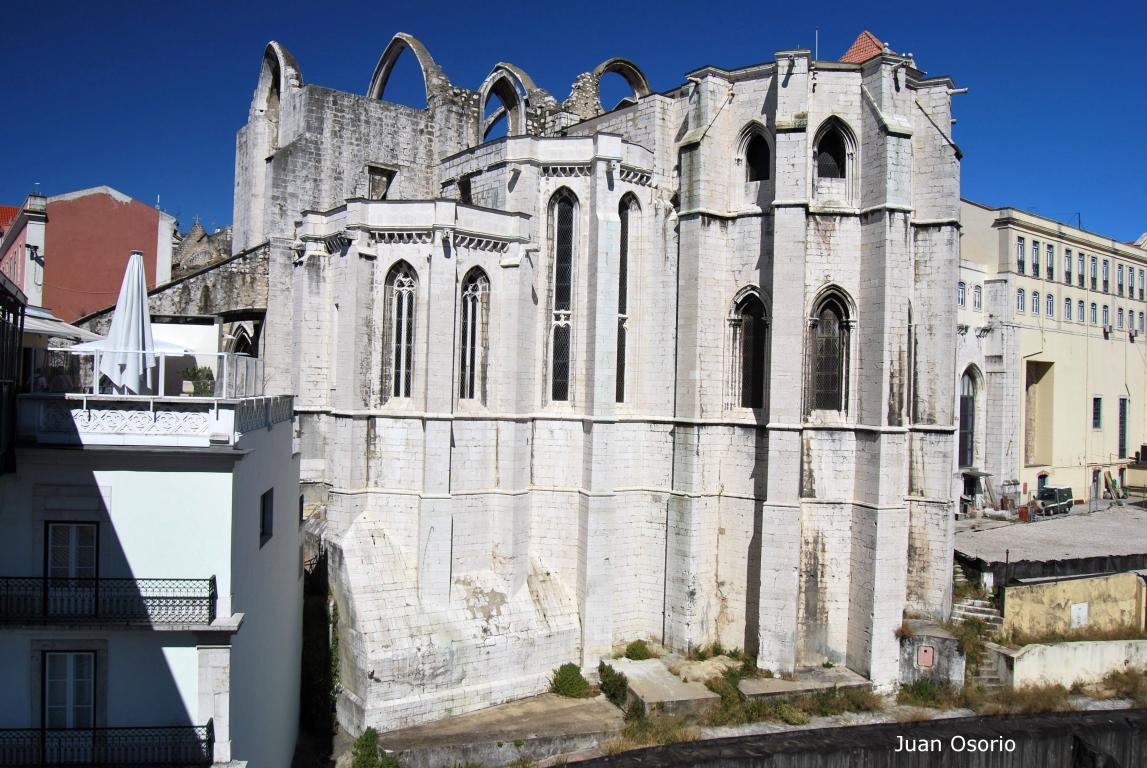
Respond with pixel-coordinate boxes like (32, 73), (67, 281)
(97, 251), (154, 395)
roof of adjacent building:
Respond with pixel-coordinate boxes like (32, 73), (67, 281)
(0, 205), (19, 232)
(840, 31), (885, 64)
(955, 504), (1147, 564)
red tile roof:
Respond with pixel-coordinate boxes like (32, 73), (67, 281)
(0, 205), (19, 231)
(840, 30), (886, 64)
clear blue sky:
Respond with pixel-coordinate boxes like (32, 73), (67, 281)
(2, 0), (1144, 241)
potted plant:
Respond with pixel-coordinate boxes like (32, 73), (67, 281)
(181, 365), (215, 396)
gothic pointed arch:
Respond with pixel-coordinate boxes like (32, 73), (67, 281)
(253, 42), (303, 148)
(548, 188), (579, 403)
(366, 32), (451, 106)
(805, 286), (855, 414)
(478, 69), (527, 140)
(736, 123), (773, 183)
(729, 286), (770, 409)
(811, 117), (858, 206)
(959, 364), (984, 468)
(227, 326), (255, 356)
(382, 260), (419, 401)
(616, 193), (641, 403)
(459, 267), (491, 402)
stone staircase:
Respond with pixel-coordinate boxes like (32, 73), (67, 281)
(950, 597), (1004, 631)
(970, 652), (1005, 692)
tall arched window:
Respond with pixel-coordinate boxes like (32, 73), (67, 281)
(815, 126), (847, 179)
(732, 292), (768, 408)
(617, 195), (638, 403)
(383, 261), (417, 400)
(745, 134), (771, 182)
(550, 190), (577, 402)
(459, 268), (490, 401)
(959, 370), (976, 468)
(808, 294), (850, 413)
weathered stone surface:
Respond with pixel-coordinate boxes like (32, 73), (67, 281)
(139, 33), (961, 734)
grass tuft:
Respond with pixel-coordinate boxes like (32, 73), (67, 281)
(1103, 667), (1147, 706)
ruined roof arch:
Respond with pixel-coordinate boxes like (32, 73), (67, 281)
(592, 57), (652, 101)
(253, 41), (303, 117)
(596, 57), (652, 113)
(478, 68), (528, 140)
(564, 57), (652, 119)
(367, 32), (450, 106)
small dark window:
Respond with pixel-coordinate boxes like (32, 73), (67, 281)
(298, 494), (305, 525)
(260, 489), (274, 546)
(745, 135), (770, 182)
(1092, 397), (1102, 430)
(816, 128), (846, 179)
(457, 174), (473, 205)
(367, 166), (396, 200)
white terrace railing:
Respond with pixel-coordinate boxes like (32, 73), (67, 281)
(40, 350), (263, 400)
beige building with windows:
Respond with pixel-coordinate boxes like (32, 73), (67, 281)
(956, 200), (1147, 508)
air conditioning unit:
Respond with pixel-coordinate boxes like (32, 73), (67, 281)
(1103, 324), (1113, 336)
(1131, 329), (1139, 340)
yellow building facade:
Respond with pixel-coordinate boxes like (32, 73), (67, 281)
(957, 200), (1147, 508)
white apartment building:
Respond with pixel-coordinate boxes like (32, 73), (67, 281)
(0, 329), (301, 767)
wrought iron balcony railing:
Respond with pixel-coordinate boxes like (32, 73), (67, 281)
(0, 723), (213, 766)
(0, 576), (216, 625)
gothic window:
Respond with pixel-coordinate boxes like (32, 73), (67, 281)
(807, 293), (850, 413)
(1103, 304), (1110, 326)
(459, 268), (490, 402)
(745, 134), (771, 182)
(957, 281), (966, 307)
(973, 285), (982, 311)
(816, 126), (847, 179)
(731, 292), (768, 409)
(1047, 293), (1055, 318)
(383, 261), (417, 400)
(1090, 302), (1097, 325)
(1077, 300), (1084, 324)
(616, 195), (638, 403)
(1017, 288), (1025, 313)
(1065, 298), (1072, 321)
(959, 369), (977, 468)
(1031, 290), (1039, 315)
(550, 189), (577, 402)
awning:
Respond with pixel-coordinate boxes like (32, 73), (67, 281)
(22, 306), (103, 342)
(962, 469), (992, 478)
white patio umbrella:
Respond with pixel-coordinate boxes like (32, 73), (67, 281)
(83, 251), (156, 395)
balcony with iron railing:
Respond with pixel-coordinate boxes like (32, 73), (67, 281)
(16, 350), (292, 448)
(0, 722), (213, 767)
(0, 576), (217, 628)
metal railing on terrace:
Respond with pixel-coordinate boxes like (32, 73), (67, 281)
(0, 723), (213, 766)
(0, 576), (216, 626)
(40, 350), (262, 400)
